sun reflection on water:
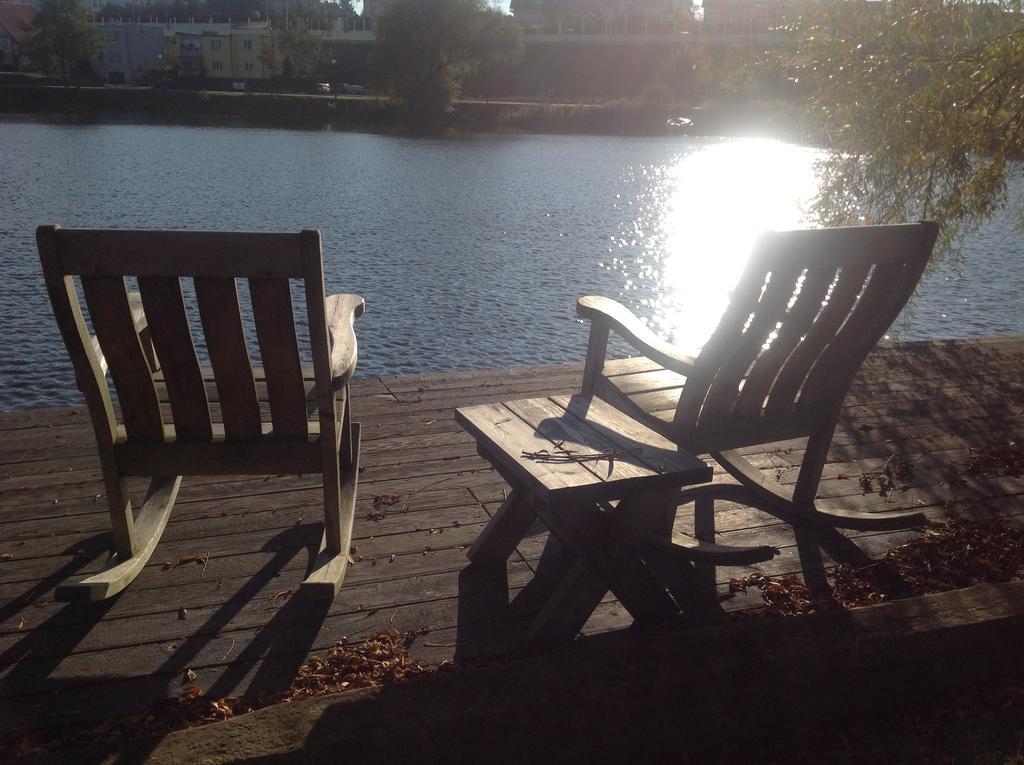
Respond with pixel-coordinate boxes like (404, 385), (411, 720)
(604, 138), (822, 356)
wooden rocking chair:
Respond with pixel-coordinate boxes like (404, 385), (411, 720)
(577, 222), (939, 564)
(38, 226), (363, 601)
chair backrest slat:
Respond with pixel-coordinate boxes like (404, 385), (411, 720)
(673, 222), (938, 451)
(762, 262), (869, 416)
(250, 277), (309, 441)
(194, 276), (262, 440)
(733, 265), (836, 417)
(138, 276), (212, 442)
(300, 232), (334, 419)
(799, 257), (928, 412)
(700, 262), (802, 420)
(673, 263), (768, 432)
(81, 275), (165, 442)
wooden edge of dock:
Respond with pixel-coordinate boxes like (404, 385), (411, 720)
(34, 578), (1024, 764)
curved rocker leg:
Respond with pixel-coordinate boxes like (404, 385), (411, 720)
(643, 486), (779, 566)
(56, 476), (181, 602)
(302, 422), (361, 597)
(714, 449), (928, 531)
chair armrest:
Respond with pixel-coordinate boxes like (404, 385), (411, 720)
(89, 291), (151, 378)
(325, 293), (365, 390)
(576, 295), (697, 376)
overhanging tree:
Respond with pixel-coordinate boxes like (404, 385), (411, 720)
(373, 0), (522, 124)
(29, 0), (104, 84)
(782, 0), (1024, 253)
(277, 25), (322, 78)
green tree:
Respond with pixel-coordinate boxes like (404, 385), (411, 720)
(373, 0), (522, 125)
(782, 0), (1024, 253)
(28, 0), (104, 83)
(275, 25), (322, 78)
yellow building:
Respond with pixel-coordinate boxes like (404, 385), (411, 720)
(230, 30), (272, 80)
(173, 28), (273, 81)
(201, 32), (231, 78)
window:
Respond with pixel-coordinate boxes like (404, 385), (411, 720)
(243, 39), (252, 49)
(244, 60), (253, 71)
(109, 51), (121, 64)
(107, 30), (119, 42)
(212, 59), (224, 70)
(210, 39), (221, 50)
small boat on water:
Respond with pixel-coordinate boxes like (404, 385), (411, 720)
(665, 116), (695, 133)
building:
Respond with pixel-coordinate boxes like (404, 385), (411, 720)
(230, 28), (272, 79)
(0, 2), (33, 71)
(699, 0), (788, 35)
(93, 22), (166, 84)
(510, 0), (694, 36)
(200, 30), (231, 77)
(171, 27), (273, 81)
(173, 31), (203, 77)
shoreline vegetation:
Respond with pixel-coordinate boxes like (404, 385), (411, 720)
(0, 80), (803, 139)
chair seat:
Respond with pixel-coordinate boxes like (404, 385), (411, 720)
(146, 363), (332, 426)
(593, 357), (686, 439)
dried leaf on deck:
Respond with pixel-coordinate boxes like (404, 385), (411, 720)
(964, 443), (1024, 478)
(373, 494), (402, 509)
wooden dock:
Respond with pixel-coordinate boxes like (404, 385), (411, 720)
(3, 337), (1024, 737)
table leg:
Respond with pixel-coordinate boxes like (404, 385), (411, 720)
(534, 498), (679, 632)
(691, 492), (721, 609)
(467, 489), (536, 564)
(526, 556), (608, 644)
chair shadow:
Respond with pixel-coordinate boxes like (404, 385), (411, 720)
(104, 523), (332, 765)
(0, 535), (115, 696)
(0, 532), (111, 628)
(1, 523), (338, 762)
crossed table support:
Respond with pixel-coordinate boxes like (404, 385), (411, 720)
(455, 394), (712, 643)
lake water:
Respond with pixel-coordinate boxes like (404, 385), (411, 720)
(2, 118), (1022, 410)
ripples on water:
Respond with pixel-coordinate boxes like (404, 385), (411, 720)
(1, 119), (1021, 409)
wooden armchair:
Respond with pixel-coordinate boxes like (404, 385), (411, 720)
(577, 222), (939, 564)
(38, 226), (363, 601)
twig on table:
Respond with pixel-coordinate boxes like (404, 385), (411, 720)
(521, 446), (642, 465)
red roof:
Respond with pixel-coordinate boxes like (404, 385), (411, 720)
(0, 3), (34, 45)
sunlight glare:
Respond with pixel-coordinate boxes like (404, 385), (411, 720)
(648, 139), (821, 354)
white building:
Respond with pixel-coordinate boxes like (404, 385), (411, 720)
(93, 22), (166, 84)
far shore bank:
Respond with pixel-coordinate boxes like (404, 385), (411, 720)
(0, 83), (803, 139)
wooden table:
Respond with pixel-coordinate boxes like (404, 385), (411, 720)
(455, 393), (712, 643)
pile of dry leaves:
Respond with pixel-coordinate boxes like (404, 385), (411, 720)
(729, 517), (1024, 617)
(0, 628), (446, 761)
(963, 443), (1024, 478)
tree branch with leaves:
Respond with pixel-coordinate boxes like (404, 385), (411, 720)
(782, 0), (1024, 254)
(28, 0), (104, 84)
